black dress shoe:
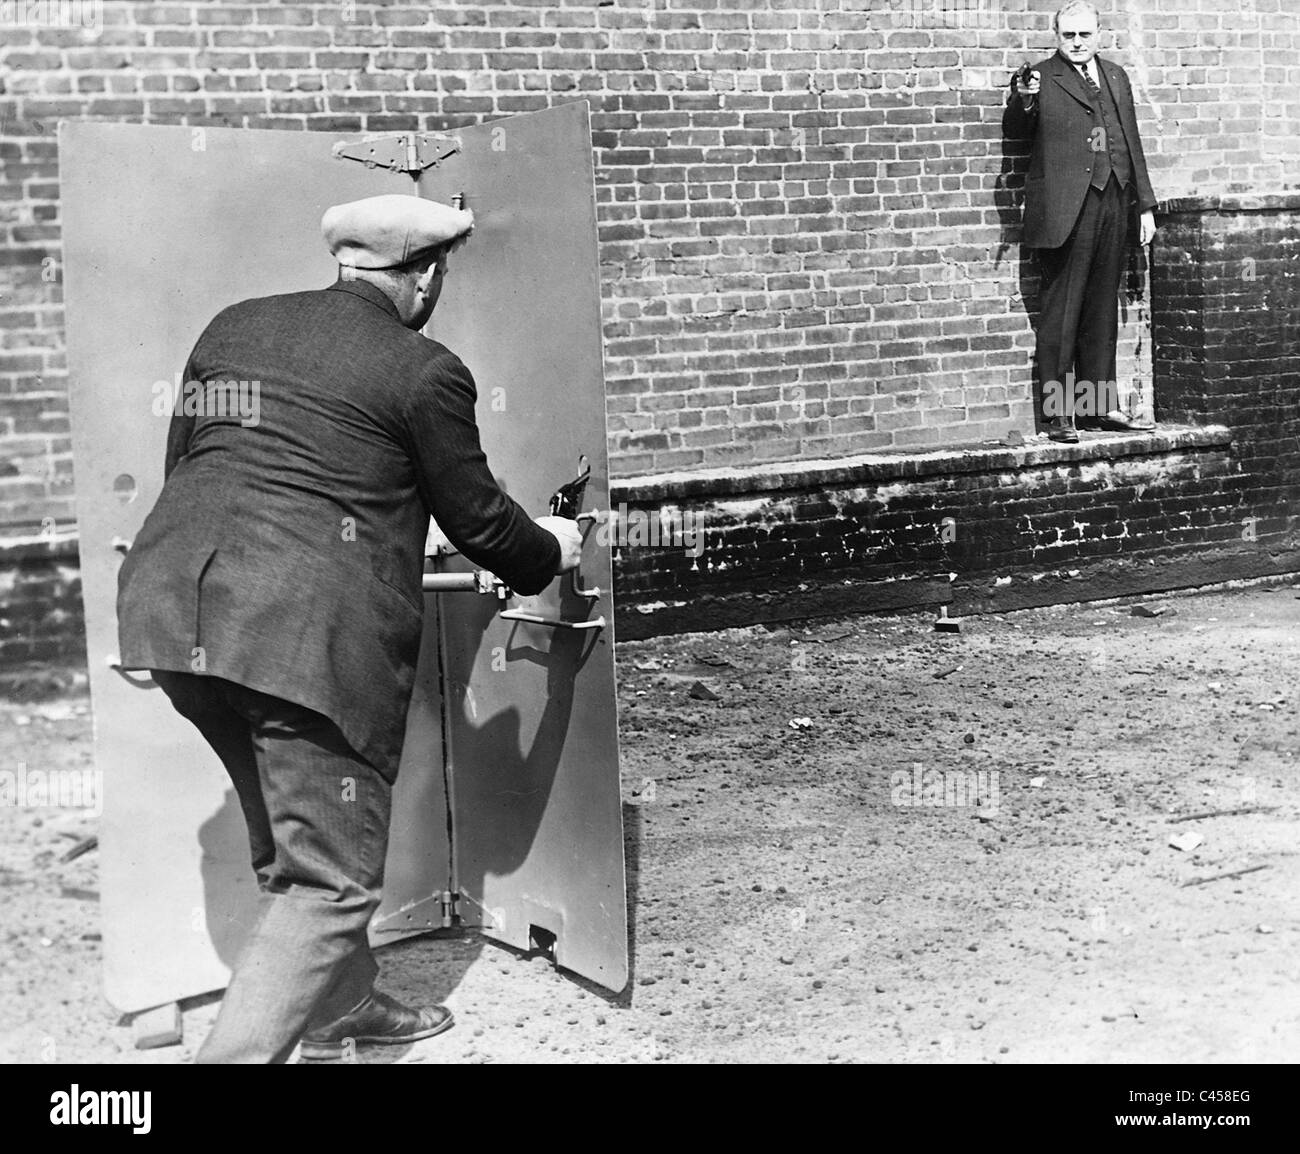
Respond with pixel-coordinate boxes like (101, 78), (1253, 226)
(1096, 411), (1155, 432)
(1046, 418), (1079, 443)
(299, 990), (454, 1059)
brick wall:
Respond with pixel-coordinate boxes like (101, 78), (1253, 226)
(1151, 193), (1300, 531)
(606, 424), (1293, 638)
(612, 192), (1300, 637)
(1, 0), (1299, 659)
(4, 0), (1300, 526)
(0, 530), (81, 663)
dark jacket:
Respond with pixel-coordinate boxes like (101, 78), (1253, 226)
(116, 279), (560, 781)
(1005, 53), (1157, 249)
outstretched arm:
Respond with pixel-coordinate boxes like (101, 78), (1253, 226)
(404, 352), (561, 596)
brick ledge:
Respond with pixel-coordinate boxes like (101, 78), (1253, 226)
(1157, 192), (1300, 214)
(0, 531), (80, 562)
(0, 425), (1239, 546)
(611, 424), (1233, 503)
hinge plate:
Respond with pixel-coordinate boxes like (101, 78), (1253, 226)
(371, 888), (458, 935)
(331, 132), (461, 175)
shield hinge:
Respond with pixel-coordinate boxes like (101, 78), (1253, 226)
(438, 889), (458, 928)
(331, 132), (461, 175)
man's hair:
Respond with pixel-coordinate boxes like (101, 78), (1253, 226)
(1054, 1), (1100, 31)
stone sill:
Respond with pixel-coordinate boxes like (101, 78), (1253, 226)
(612, 424), (1234, 503)
(0, 426), (1237, 545)
(1157, 192), (1300, 215)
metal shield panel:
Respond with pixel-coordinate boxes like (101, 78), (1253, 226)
(417, 103), (629, 992)
(60, 122), (454, 1012)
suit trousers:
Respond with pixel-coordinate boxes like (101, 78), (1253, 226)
(153, 670), (392, 1063)
(1035, 174), (1130, 418)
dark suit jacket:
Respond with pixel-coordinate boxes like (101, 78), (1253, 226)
(117, 279), (560, 781)
(1004, 53), (1157, 249)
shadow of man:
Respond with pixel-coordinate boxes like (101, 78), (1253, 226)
(996, 85), (1047, 437)
(442, 582), (627, 1004)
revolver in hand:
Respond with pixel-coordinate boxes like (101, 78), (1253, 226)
(549, 456), (591, 520)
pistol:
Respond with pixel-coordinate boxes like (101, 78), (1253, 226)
(549, 457), (592, 520)
(1015, 62), (1035, 93)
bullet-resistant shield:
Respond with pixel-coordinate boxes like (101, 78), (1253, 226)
(61, 103), (626, 1020)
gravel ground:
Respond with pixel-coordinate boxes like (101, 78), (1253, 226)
(2, 582), (1298, 1063)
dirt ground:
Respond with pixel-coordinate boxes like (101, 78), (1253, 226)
(2, 581), (1298, 1064)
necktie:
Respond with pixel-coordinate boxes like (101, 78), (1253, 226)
(1078, 64), (1101, 95)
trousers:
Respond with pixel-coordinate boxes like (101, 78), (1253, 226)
(1035, 173), (1131, 417)
(153, 670), (392, 1064)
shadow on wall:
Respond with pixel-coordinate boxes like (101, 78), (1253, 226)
(995, 79), (1045, 436)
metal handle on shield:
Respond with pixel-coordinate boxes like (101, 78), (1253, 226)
(105, 656), (157, 688)
(504, 507), (604, 628)
(422, 570), (509, 596)
(498, 609), (606, 631)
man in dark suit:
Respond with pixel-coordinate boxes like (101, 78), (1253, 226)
(1005, 1), (1158, 442)
(116, 195), (582, 1062)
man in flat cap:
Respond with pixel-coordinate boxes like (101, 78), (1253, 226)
(1006, 0), (1158, 443)
(116, 194), (583, 1063)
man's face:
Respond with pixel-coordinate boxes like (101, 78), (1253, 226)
(1056, 11), (1100, 66)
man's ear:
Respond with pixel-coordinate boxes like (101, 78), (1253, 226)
(414, 260), (439, 298)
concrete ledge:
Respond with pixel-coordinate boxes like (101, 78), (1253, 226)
(0, 531), (80, 562)
(611, 424), (1233, 503)
(1157, 192), (1300, 215)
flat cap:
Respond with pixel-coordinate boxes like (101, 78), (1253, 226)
(321, 194), (475, 270)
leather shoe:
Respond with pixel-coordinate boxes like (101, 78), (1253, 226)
(1096, 410), (1155, 432)
(299, 990), (454, 1060)
(1045, 418), (1079, 443)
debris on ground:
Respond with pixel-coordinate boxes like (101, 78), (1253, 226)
(1182, 864), (1271, 888)
(1168, 831), (1205, 852)
(1169, 806), (1278, 824)
(933, 606), (961, 633)
(688, 681), (721, 702)
(58, 835), (98, 865)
